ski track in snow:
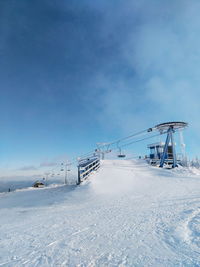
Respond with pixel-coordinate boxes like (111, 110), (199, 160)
(1, 160), (200, 266)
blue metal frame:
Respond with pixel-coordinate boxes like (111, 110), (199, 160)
(77, 157), (100, 184)
(159, 126), (177, 168)
(170, 129), (177, 168)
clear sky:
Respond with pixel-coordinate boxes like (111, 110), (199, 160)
(1, 0), (200, 177)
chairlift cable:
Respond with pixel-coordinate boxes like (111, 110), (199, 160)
(120, 133), (163, 148)
(67, 129), (160, 165)
(109, 133), (163, 152)
(97, 129), (149, 149)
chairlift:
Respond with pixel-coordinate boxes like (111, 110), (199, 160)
(118, 154), (126, 158)
(117, 143), (126, 158)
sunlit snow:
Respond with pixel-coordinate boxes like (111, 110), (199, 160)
(1, 160), (200, 266)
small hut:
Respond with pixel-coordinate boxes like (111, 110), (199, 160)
(33, 181), (45, 188)
(147, 142), (174, 166)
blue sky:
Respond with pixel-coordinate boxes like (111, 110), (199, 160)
(0, 0), (200, 176)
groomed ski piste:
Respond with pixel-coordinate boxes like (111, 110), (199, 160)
(1, 159), (200, 266)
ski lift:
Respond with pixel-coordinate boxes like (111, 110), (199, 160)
(117, 142), (126, 158)
(60, 163), (64, 171)
(118, 153), (126, 158)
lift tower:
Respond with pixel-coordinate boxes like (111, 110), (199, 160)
(149, 122), (188, 168)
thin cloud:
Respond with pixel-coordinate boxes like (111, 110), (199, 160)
(18, 165), (38, 171)
(83, 0), (200, 156)
(39, 162), (58, 168)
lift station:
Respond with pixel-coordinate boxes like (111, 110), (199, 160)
(148, 122), (188, 168)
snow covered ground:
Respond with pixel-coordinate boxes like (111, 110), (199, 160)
(1, 159), (200, 266)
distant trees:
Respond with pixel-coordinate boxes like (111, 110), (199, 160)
(190, 157), (200, 168)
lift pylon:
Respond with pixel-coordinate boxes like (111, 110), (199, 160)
(159, 126), (177, 168)
(152, 122), (188, 168)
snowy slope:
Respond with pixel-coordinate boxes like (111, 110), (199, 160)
(1, 160), (200, 266)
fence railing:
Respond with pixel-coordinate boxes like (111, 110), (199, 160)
(77, 157), (100, 184)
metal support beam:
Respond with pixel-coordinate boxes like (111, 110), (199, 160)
(159, 128), (171, 167)
(159, 126), (177, 168)
(169, 128), (177, 168)
(77, 166), (81, 185)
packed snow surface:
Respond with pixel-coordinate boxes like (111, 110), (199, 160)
(1, 160), (200, 266)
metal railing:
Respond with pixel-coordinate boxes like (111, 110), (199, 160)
(77, 157), (100, 184)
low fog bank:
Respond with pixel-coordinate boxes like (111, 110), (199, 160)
(0, 171), (78, 193)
